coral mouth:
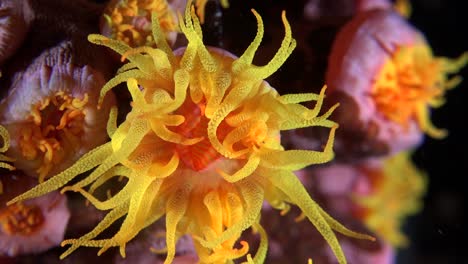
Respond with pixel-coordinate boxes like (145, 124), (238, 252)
(19, 92), (88, 181)
(0, 202), (44, 236)
(173, 99), (224, 171)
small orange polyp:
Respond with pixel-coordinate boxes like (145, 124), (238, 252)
(19, 92), (88, 181)
(102, 0), (178, 47)
(0, 203), (44, 236)
(371, 43), (468, 138)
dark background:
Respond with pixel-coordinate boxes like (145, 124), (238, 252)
(403, 0), (467, 263)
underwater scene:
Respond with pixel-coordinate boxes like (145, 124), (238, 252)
(0, 0), (466, 263)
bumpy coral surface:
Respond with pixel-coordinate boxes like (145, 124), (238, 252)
(0, 0), (32, 65)
(8, 4), (373, 264)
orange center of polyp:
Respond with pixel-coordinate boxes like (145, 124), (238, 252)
(370, 45), (445, 128)
(173, 99), (225, 171)
(0, 203), (44, 236)
(19, 92), (88, 181)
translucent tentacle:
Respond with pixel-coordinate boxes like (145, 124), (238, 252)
(247, 223), (268, 264)
(87, 165), (132, 195)
(217, 155), (260, 183)
(121, 47), (173, 78)
(70, 177), (135, 211)
(316, 206), (375, 241)
(150, 119), (203, 145)
(197, 181), (263, 248)
(207, 83), (257, 157)
(88, 34), (150, 67)
(60, 201), (129, 259)
(104, 178), (162, 257)
(269, 170), (349, 264)
(232, 9), (264, 73)
(166, 69), (190, 112)
(260, 126), (336, 170)
(243, 11), (296, 80)
(8, 143), (113, 205)
(0, 125), (10, 152)
(97, 69), (150, 106)
(148, 152), (180, 179)
(278, 93), (319, 104)
(164, 183), (192, 264)
(107, 106), (118, 137)
(67, 119), (150, 190)
(151, 12), (175, 63)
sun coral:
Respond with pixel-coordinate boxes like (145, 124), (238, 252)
(9, 4), (373, 264)
(0, 41), (116, 182)
(326, 9), (467, 158)
(0, 173), (70, 257)
(352, 152), (426, 247)
(310, 152), (426, 248)
(370, 43), (467, 139)
(101, 0), (179, 48)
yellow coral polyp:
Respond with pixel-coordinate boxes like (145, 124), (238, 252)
(353, 152), (427, 247)
(103, 0), (178, 47)
(371, 43), (468, 138)
(19, 92), (88, 182)
(9, 4), (373, 264)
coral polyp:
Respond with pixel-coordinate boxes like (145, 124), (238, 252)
(101, 0), (178, 47)
(0, 41), (116, 182)
(8, 4), (373, 264)
(371, 44), (468, 138)
(353, 152), (427, 247)
(326, 9), (467, 158)
(18, 91), (89, 182)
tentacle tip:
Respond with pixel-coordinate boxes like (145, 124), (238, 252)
(60, 240), (71, 247)
(88, 34), (106, 43)
(97, 100), (104, 110)
(6, 199), (17, 206)
(97, 247), (111, 257)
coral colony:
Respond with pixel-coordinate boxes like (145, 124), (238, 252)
(0, 0), (466, 263)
